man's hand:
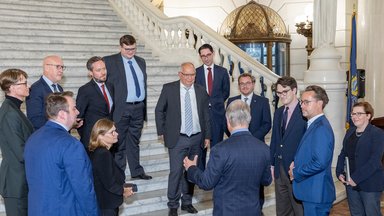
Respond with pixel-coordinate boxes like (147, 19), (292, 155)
(288, 161), (295, 181)
(204, 139), (210, 149)
(348, 178), (357, 187)
(158, 135), (164, 141)
(271, 166), (275, 181)
(183, 155), (198, 171)
(73, 118), (83, 129)
(338, 174), (347, 184)
(123, 187), (134, 198)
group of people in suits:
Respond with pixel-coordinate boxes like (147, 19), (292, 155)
(0, 32), (383, 216)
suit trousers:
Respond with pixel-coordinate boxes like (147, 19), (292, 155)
(198, 110), (224, 170)
(114, 102), (145, 176)
(167, 133), (202, 209)
(100, 208), (119, 216)
(275, 163), (303, 216)
(346, 186), (382, 216)
(4, 197), (27, 216)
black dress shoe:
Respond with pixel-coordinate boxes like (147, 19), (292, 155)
(168, 208), (178, 216)
(181, 204), (198, 214)
(131, 173), (152, 180)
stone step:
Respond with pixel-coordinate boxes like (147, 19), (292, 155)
(124, 152), (169, 176)
(0, 2), (117, 16)
(0, 14), (125, 27)
(121, 187), (213, 215)
(1, 0), (111, 10)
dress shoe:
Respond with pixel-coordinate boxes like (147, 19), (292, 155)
(181, 204), (198, 214)
(168, 208), (178, 216)
(131, 173), (152, 180)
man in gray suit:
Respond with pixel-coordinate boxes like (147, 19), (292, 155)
(104, 35), (151, 180)
(155, 62), (211, 216)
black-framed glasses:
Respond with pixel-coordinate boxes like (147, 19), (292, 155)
(299, 100), (315, 106)
(200, 53), (213, 59)
(123, 47), (137, 51)
(46, 64), (66, 71)
(350, 112), (367, 117)
(276, 89), (291, 96)
(180, 72), (196, 78)
(13, 81), (28, 86)
(239, 81), (253, 87)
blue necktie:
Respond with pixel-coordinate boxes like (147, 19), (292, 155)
(185, 88), (193, 136)
(52, 84), (58, 92)
(281, 106), (289, 135)
(128, 60), (141, 98)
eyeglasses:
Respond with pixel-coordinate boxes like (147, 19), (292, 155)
(350, 112), (367, 117)
(123, 47), (136, 51)
(46, 64), (66, 71)
(13, 81), (28, 86)
(180, 72), (196, 78)
(106, 130), (118, 135)
(200, 53), (213, 59)
(239, 81), (253, 87)
(276, 89), (291, 96)
(300, 100), (315, 106)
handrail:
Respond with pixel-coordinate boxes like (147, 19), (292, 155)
(109, 0), (280, 103)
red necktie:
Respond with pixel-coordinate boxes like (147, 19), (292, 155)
(101, 84), (110, 112)
(207, 67), (213, 96)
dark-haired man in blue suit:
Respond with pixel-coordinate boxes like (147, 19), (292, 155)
(26, 55), (64, 130)
(289, 85), (335, 216)
(195, 43), (230, 170)
(184, 99), (272, 216)
(270, 76), (306, 216)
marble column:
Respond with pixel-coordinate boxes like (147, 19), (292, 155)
(304, 0), (346, 167)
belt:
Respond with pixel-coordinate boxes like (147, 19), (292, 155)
(180, 132), (200, 138)
(126, 101), (143, 105)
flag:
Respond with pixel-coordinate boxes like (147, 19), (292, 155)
(346, 12), (358, 129)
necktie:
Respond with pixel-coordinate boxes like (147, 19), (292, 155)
(101, 84), (110, 112)
(128, 60), (141, 98)
(281, 106), (289, 135)
(52, 84), (58, 92)
(244, 97), (248, 104)
(185, 88), (193, 136)
(207, 67), (213, 96)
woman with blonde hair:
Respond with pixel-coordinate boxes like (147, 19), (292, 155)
(89, 118), (133, 216)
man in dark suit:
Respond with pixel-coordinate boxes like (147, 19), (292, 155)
(77, 56), (114, 150)
(270, 76), (306, 216)
(24, 92), (99, 216)
(184, 99), (272, 216)
(195, 43), (230, 169)
(227, 73), (271, 210)
(289, 85), (335, 215)
(26, 55), (65, 130)
(155, 62), (211, 216)
(104, 35), (151, 180)
(227, 73), (271, 142)
(0, 69), (34, 216)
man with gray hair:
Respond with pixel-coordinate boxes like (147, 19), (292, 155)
(184, 99), (272, 216)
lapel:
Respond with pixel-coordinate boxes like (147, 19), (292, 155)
(174, 81), (181, 120)
(4, 99), (34, 133)
(282, 103), (302, 139)
(197, 66), (206, 87)
(212, 64), (220, 90)
(90, 80), (110, 109)
(296, 115), (324, 152)
(354, 124), (372, 153)
(249, 93), (258, 109)
(116, 54), (128, 91)
(40, 76), (54, 93)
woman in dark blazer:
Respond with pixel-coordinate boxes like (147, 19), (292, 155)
(0, 69), (34, 216)
(336, 101), (384, 216)
(89, 119), (133, 216)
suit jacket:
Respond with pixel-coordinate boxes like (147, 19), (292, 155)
(195, 64), (230, 117)
(24, 121), (99, 216)
(270, 103), (306, 178)
(76, 80), (114, 147)
(336, 124), (384, 192)
(26, 76), (63, 130)
(227, 94), (271, 142)
(104, 53), (147, 122)
(0, 98), (33, 198)
(155, 81), (211, 148)
(90, 147), (125, 209)
(187, 131), (272, 216)
(293, 115), (335, 204)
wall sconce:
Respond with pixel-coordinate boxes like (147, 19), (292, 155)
(295, 17), (313, 69)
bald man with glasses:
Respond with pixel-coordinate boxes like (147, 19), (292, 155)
(26, 55), (65, 130)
